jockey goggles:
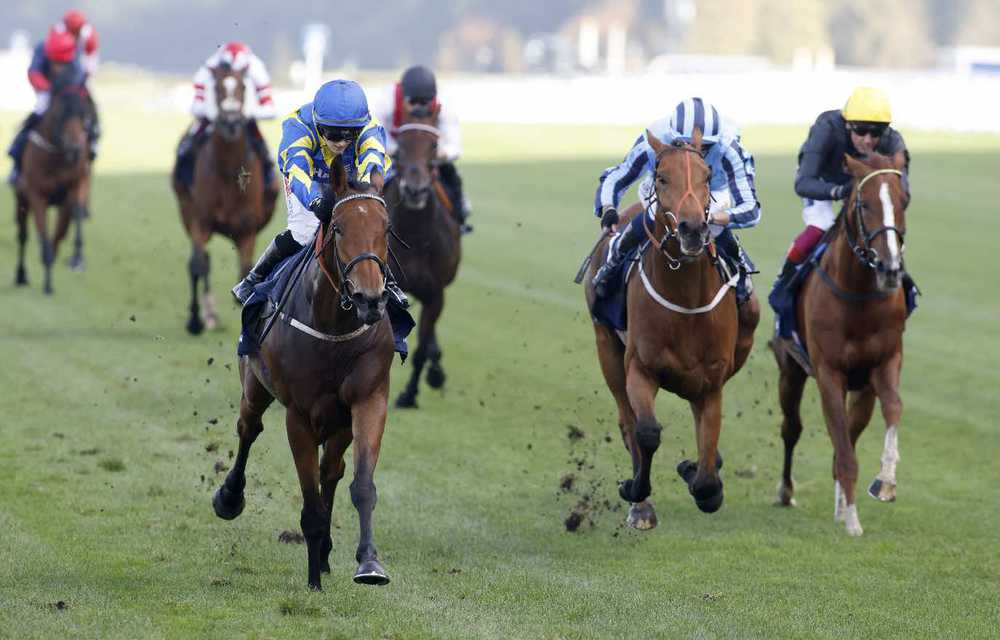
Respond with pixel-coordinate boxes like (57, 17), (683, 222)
(848, 122), (887, 138)
(317, 125), (362, 143)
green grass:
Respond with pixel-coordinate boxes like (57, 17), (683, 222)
(1, 99), (999, 639)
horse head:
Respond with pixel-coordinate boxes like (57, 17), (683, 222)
(45, 69), (88, 167)
(212, 64), (247, 140)
(319, 161), (392, 325)
(394, 104), (441, 210)
(646, 127), (712, 263)
(844, 152), (908, 292)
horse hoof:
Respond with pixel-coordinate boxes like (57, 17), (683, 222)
(187, 316), (205, 336)
(626, 501), (658, 530)
(353, 560), (390, 586)
(395, 392), (417, 409)
(426, 365), (446, 389)
(203, 314), (219, 331)
(308, 581), (323, 592)
(676, 459), (697, 484)
(694, 488), (724, 514)
(44, 285), (53, 296)
(15, 268), (28, 286)
(212, 486), (245, 520)
(67, 256), (86, 272)
(867, 478), (896, 503)
(776, 482), (797, 507)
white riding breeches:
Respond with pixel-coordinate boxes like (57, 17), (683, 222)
(285, 178), (319, 245)
(802, 198), (837, 230)
(33, 91), (51, 115)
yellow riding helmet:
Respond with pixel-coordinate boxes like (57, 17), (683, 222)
(842, 87), (892, 123)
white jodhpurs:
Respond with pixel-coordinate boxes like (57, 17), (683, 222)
(802, 198), (837, 231)
(285, 177), (319, 245)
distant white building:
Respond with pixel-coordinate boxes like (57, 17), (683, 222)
(0, 30), (35, 110)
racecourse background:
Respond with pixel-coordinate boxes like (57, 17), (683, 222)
(0, 70), (998, 638)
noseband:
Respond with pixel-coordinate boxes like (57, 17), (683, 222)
(315, 193), (390, 310)
(643, 142), (711, 270)
(846, 168), (905, 271)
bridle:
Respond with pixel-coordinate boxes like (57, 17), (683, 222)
(642, 141), (711, 270)
(844, 168), (905, 272)
(31, 85), (88, 164)
(394, 122), (441, 204)
(314, 193), (409, 310)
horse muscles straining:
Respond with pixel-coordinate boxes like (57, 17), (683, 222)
(584, 128), (759, 530)
(14, 82), (92, 294)
(772, 151), (909, 536)
(386, 105), (461, 408)
(213, 159), (397, 590)
(172, 65), (278, 335)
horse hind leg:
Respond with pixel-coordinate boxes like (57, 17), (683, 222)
(396, 293), (443, 408)
(67, 203), (86, 272)
(186, 245), (208, 335)
(286, 408), (329, 591)
(425, 333), (446, 390)
(199, 251), (218, 331)
(318, 429), (353, 574)
(733, 291), (760, 373)
(213, 364), (273, 520)
(776, 360), (808, 506)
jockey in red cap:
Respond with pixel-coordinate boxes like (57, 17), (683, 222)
(174, 41), (278, 197)
(59, 9), (100, 76)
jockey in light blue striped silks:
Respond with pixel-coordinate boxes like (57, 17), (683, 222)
(232, 79), (406, 307)
(591, 97), (761, 303)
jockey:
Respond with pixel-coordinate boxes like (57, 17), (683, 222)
(7, 27), (88, 183)
(174, 42), (278, 193)
(371, 65), (471, 233)
(592, 97), (761, 302)
(768, 86), (912, 316)
(58, 9), (100, 77)
(231, 79), (407, 307)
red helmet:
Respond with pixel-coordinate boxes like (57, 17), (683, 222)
(44, 28), (77, 63)
(63, 10), (87, 36)
(220, 41), (251, 71)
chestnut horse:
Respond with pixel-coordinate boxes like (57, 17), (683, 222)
(13, 78), (93, 294)
(172, 64), (277, 335)
(213, 160), (397, 590)
(772, 152), (909, 536)
(585, 130), (758, 529)
(386, 107), (461, 408)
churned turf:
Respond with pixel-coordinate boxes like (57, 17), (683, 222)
(0, 101), (998, 639)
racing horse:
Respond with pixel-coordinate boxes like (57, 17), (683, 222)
(172, 63), (277, 335)
(584, 129), (758, 530)
(213, 160), (398, 590)
(386, 105), (462, 408)
(772, 152), (910, 536)
(13, 72), (94, 294)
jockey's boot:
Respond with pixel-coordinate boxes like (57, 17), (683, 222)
(439, 161), (472, 234)
(384, 273), (410, 309)
(767, 257), (799, 315)
(715, 228), (756, 305)
(902, 271), (920, 316)
(231, 230), (302, 305)
(592, 213), (644, 299)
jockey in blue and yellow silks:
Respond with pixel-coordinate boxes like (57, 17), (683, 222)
(232, 79), (405, 306)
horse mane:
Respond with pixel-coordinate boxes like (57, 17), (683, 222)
(347, 179), (378, 194)
(853, 152), (895, 171)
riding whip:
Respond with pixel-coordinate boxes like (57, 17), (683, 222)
(573, 229), (611, 284)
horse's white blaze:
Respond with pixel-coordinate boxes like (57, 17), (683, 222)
(878, 424), (900, 484)
(223, 76), (238, 97)
(879, 182), (900, 269)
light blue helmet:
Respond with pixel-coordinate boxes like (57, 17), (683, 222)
(311, 79), (371, 129)
(669, 97), (723, 144)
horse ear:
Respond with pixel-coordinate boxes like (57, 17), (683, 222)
(646, 129), (665, 155)
(432, 102), (441, 122)
(691, 126), (703, 154)
(844, 153), (868, 178)
(329, 158), (349, 195)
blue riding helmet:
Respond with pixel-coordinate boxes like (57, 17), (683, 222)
(311, 79), (372, 130)
(669, 97), (724, 144)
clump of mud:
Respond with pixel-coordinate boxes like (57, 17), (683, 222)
(278, 530), (304, 544)
(560, 422), (621, 532)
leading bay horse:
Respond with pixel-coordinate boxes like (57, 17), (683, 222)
(213, 160), (397, 590)
(13, 75), (93, 294)
(172, 63), (277, 335)
(585, 129), (759, 529)
(387, 106), (462, 408)
(772, 152), (909, 536)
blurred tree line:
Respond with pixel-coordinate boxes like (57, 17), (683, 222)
(2, 0), (999, 73)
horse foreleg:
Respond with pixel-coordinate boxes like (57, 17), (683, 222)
(777, 360), (808, 506)
(426, 308), (446, 390)
(396, 293), (443, 408)
(350, 384), (390, 585)
(319, 428), (353, 574)
(868, 351), (904, 503)
(235, 234), (256, 280)
(186, 233), (209, 335)
(678, 391), (725, 513)
(816, 365), (862, 535)
(213, 363), (273, 520)
(15, 196), (29, 286)
(198, 251), (218, 331)
(286, 407), (327, 591)
(619, 360), (660, 505)
(28, 195), (53, 294)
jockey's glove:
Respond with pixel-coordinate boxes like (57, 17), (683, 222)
(309, 189), (338, 225)
(830, 181), (852, 201)
(600, 206), (619, 230)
